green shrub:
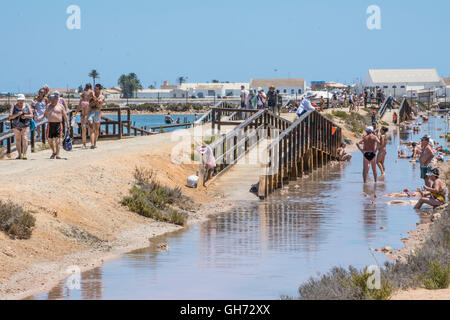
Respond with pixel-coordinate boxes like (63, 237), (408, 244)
(422, 259), (450, 290)
(0, 200), (36, 239)
(121, 168), (190, 226)
(331, 111), (349, 119)
(340, 267), (393, 300)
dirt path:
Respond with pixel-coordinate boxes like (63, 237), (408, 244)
(0, 124), (237, 299)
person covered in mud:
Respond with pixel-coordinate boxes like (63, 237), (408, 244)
(376, 127), (388, 176)
(356, 126), (380, 183)
(411, 142), (421, 159)
(414, 168), (447, 210)
(337, 142), (352, 161)
(419, 136), (435, 187)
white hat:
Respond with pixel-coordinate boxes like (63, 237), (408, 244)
(305, 91), (316, 98)
(17, 94), (25, 101)
(366, 126), (374, 133)
(257, 87), (262, 91)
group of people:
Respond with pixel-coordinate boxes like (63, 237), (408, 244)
(356, 123), (447, 210)
(8, 83), (105, 160)
(240, 85), (283, 115)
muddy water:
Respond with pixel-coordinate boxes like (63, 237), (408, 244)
(32, 114), (449, 300)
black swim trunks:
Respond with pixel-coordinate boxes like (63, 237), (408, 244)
(364, 152), (376, 161)
(47, 122), (62, 139)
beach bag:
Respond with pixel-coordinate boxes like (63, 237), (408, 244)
(187, 175), (199, 188)
(63, 130), (72, 151)
(30, 119), (37, 131)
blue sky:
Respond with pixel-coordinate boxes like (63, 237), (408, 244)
(1, 0), (449, 93)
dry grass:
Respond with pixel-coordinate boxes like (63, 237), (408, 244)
(0, 200), (36, 239)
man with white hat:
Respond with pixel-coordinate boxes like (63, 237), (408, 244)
(356, 126), (380, 183)
(36, 91), (69, 159)
(296, 91), (316, 118)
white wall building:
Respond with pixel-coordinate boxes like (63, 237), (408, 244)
(250, 78), (306, 97)
(437, 78), (450, 97)
(363, 69), (443, 97)
(136, 89), (173, 99)
(178, 82), (249, 98)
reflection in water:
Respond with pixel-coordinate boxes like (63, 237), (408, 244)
(32, 115), (448, 300)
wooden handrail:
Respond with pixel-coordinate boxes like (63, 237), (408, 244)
(258, 110), (342, 199)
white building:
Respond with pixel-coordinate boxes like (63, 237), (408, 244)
(363, 69), (443, 97)
(136, 89), (173, 99)
(178, 82), (249, 98)
(437, 78), (450, 97)
(250, 78), (306, 97)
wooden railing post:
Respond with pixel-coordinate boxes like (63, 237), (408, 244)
(118, 108), (122, 139)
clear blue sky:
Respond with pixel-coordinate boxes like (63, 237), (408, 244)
(1, 0), (449, 93)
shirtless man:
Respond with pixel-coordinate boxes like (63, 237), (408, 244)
(418, 136), (435, 187)
(356, 126), (380, 183)
(37, 92), (69, 159)
(376, 127), (388, 175)
(88, 84), (105, 149)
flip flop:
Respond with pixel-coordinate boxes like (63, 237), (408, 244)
(55, 156), (62, 160)
(50, 154), (55, 159)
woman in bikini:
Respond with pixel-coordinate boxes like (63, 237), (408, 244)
(75, 84), (93, 148)
(376, 127), (388, 176)
(414, 168), (447, 210)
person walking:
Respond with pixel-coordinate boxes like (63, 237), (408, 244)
(9, 94), (33, 159)
(31, 88), (48, 140)
(256, 88), (266, 110)
(88, 84), (105, 149)
(36, 92), (69, 159)
(74, 84), (93, 148)
(266, 86), (277, 114)
(276, 89), (283, 116)
(356, 126), (380, 183)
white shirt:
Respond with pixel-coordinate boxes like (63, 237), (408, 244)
(296, 97), (315, 115)
(240, 89), (249, 102)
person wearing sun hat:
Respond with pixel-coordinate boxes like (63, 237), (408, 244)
(296, 91), (316, 118)
(414, 168), (447, 209)
(9, 94), (33, 159)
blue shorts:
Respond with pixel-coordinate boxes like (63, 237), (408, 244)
(88, 111), (101, 123)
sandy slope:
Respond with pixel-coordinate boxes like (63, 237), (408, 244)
(0, 125), (228, 299)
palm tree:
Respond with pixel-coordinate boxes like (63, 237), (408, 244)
(118, 73), (143, 98)
(89, 70), (100, 86)
(177, 76), (187, 86)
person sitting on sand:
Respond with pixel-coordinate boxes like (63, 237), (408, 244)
(414, 168), (447, 210)
(337, 142), (352, 161)
(356, 126), (380, 183)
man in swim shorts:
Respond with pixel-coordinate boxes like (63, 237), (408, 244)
(419, 136), (435, 187)
(356, 126), (380, 183)
(37, 92), (69, 159)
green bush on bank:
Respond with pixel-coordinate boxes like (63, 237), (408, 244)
(0, 200), (36, 239)
(121, 168), (190, 226)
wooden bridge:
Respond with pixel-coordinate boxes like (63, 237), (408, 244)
(200, 106), (342, 200)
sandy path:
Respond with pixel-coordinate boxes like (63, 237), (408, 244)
(0, 124), (235, 299)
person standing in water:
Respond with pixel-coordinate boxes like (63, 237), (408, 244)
(356, 126), (380, 183)
(376, 127), (389, 176)
(419, 136), (435, 187)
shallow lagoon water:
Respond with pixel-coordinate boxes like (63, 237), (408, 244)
(32, 114), (449, 300)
